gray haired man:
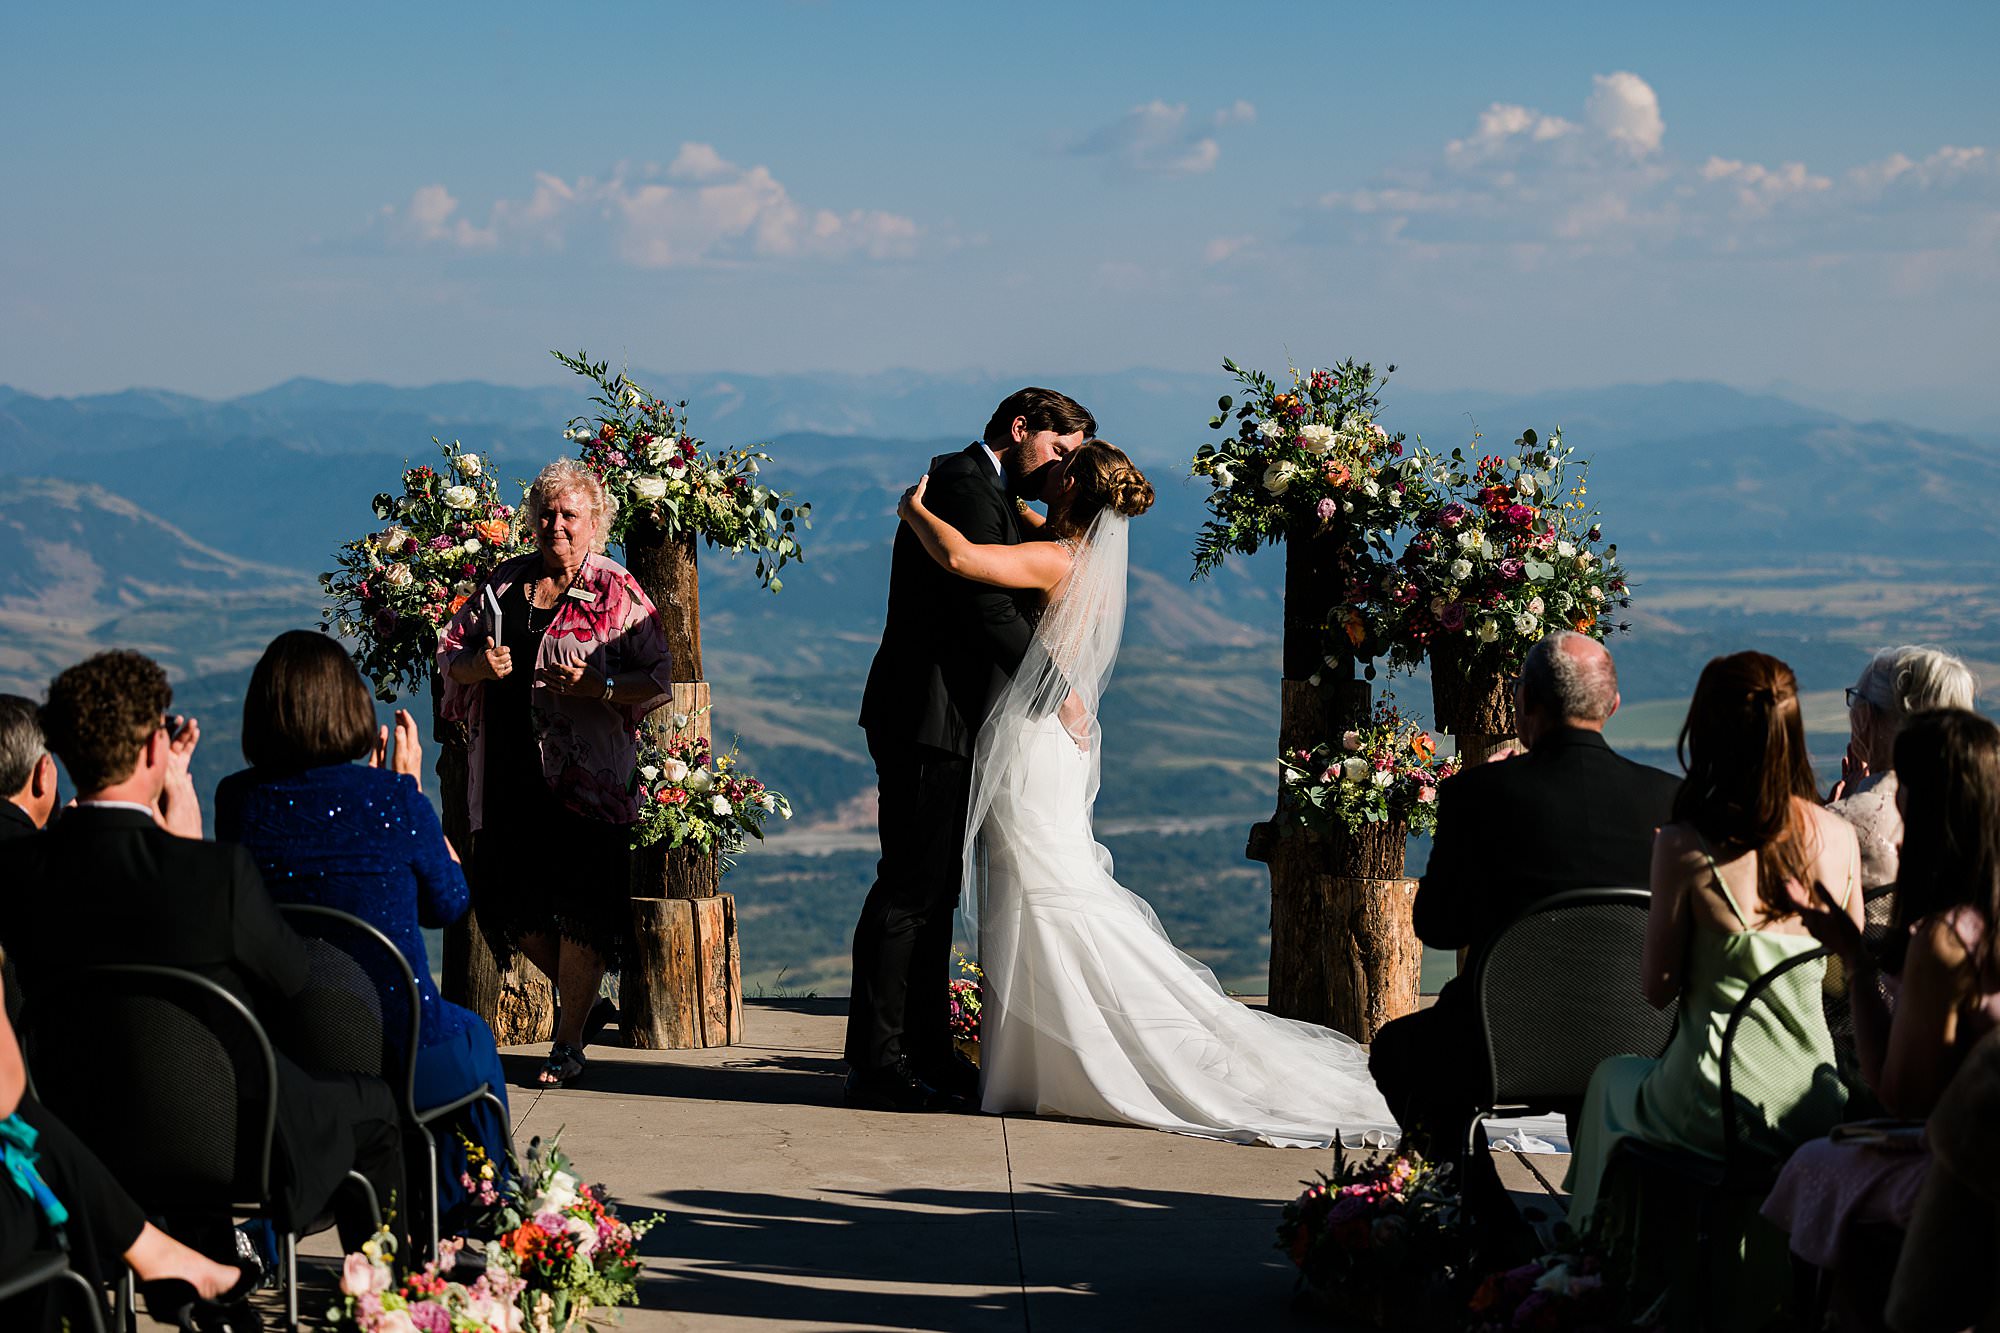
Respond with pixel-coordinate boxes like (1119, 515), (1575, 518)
(0, 695), (57, 841)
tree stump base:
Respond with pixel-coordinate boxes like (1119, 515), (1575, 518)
(1267, 821), (1420, 1042)
(625, 894), (743, 1049)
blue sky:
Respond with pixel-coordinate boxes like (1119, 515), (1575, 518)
(3, 2), (1996, 418)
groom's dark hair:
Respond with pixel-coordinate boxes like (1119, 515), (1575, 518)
(983, 387), (1096, 448)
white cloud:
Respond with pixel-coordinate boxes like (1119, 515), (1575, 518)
(1203, 234), (1256, 264)
(1067, 99), (1254, 178)
(1585, 71), (1665, 156)
(1446, 103), (1577, 165)
(1700, 157), (1832, 215)
(378, 146), (919, 267)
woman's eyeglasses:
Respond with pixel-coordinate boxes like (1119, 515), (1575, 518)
(1845, 687), (1873, 710)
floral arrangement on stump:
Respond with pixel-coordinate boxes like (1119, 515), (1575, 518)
(949, 952), (983, 1062)
(630, 720), (791, 857)
(1278, 697), (1460, 838)
(552, 350), (809, 589)
(323, 440), (530, 700)
(1275, 1146), (1471, 1330)
(1358, 428), (1628, 738)
(1190, 356), (1428, 589)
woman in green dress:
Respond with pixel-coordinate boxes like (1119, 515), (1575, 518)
(1566, 650), (1864, 1222)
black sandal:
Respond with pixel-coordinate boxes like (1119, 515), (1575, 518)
(139, 1260), (262, 1331)
(537, 1041), (586, 1087)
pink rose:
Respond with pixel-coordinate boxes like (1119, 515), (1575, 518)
(341, 1252), (387, 1298)
(1417, 785), (1437, 804)
(1316, 498), (1338, 521)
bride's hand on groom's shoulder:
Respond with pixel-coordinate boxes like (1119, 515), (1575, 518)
(896, 474), (929, 522)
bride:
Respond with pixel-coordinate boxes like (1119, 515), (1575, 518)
(895, 440), (1400, 1146)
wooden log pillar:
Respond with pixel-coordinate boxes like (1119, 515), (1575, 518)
(619, 516), (743, 1050)
(1429, 636), (1520, 767)
(1250, 532), (1419, 1041)
(434, 687), (556, 1046)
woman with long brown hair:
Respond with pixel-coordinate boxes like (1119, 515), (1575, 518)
(1565, 651), (1863, 1223)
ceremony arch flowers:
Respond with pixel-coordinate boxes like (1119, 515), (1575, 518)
(629, 717), (791, 857)
(1277, 698), (1460, 838)
(323, 439), (530, 701)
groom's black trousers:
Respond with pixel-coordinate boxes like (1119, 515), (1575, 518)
(846, 734), (973, 1073)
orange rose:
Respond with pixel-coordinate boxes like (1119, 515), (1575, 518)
(1342, 609), (1368, 647)
(447, 593), (470, 617)
(1411, 732), (1436, 763)
(1573, 613), (1597, 632)
(1325, 463), (1352, 487)
(473, 518), (513, 547)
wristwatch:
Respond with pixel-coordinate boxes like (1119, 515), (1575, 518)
(602, 674), (616, 699)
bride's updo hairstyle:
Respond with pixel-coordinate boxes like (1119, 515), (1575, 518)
(1055, 439), (1154, 537)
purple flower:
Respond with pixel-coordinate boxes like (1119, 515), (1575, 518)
(1439, 502), (1470, 529)
(1316, 498), (1338, 521)
(428, 534), (454, 550)
(402, 538), (421, 555)
(1504, 503), (1535, 527)
(1498, 558), (1525, 582)
(1439, 601), (1466, 631)
(409, 1303), (451, 1333)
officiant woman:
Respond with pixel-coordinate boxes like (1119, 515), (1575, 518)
(439, 458), (674, 1088)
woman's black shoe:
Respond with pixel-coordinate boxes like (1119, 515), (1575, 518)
(139, 1259), (262, 1331)
(843, 1057), (946, 1112)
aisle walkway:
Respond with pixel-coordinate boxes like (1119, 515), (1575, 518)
(153, 999), (1569, 1331)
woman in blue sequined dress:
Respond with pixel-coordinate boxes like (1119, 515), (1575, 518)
(215, 631), (509, 1226)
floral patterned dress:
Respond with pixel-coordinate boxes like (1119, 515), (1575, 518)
(438, 551), (674, 964)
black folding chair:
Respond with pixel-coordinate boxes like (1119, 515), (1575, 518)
(1464, 887), (1678, 1161)
(28, 964), (376, 1333)
(0, 1251), (107, 1333)
(1606, 945), (1844, 1332)
(278, 905), (510, 1261)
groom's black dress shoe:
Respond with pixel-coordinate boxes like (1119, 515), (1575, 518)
(916, 1052), (980, 1105)
(843, 1057), (947, 1112)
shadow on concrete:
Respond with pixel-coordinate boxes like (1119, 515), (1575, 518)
(498, 1050), (850, 1104)
(640, 1183), (1318, 1333)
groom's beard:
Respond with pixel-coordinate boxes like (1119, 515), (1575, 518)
(1012, 458), (1062, 502)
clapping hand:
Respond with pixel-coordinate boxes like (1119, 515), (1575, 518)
(1793, 876), (1866, 966)
(369, 708), (425, 793)
(157, 714), (203, 839)
(1828, 749), (1870, 804)
(897, 475), (929, 523)
(536, 656), (595, 697)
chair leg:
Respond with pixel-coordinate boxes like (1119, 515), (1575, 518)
(1464, 1111), (1490, 1166)
(424, 1125), (441, 1260)
(62, 1266), (109, 1333)
(118, 1267), (137, 1333)
(283, 1230), (299, 1333)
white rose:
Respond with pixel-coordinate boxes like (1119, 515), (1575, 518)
(1211, 463), (1235, 488)
(1579, 551), (1599, 568)
(1341, 757), (1369, 782)
(442, 484), (477, 509)
(461, 537), (480, 554)
(758, 792), (777, 812)
(1370, 769), (1394, 788)
(685, 767), (714, 795)
(1341, 730), (1363, 752)
(711, 795), (733, 817)
(1387, 490), (1401, 507)
(1527, 595), (1545, 615)
(529, 1169), (579, 1214)
(661, 758), (690, 784)
(643, 435), (673, 466)
(454, 453), (483, 478)
(630, 476), (669, 503)
(1516, 473), (1537, 496)
(1361, 477), (1380, 499)
(1476, 617), (1501, 644)
(1556, 541), (1576, 558)
(1296, 423), (1335, 453)
(1455, 529), (1481, 551)
(1449, 558), (1473, 581)
(383, 564), (414, 588)
(1262, 461), (1297, 495)
(375, 525), (409, 552)
(639, 764), (659, 782)
(1514, 612), (1541, 635)
(1257, 418), (1285, 440)
(453, 580), (475, 597)
(1588, 586), (1606, 602)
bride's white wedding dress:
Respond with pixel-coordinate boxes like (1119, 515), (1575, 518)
(959, 511), (1402, 1147)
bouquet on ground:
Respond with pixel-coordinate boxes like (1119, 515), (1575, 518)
(948, 952), (983, 1053)
(1466, 1222), (1662, 1332)
(1275, 1147), (1471, 1330)
(332, 1229), (527, 1333)
(630, 720), (791, 856)
(1278, 697), (1460, 838)
(459, 1131), (664, 1331)
(1357, 428), (1628, 676)
(1190, 357), (1434, 581)
(323, 439), (529, 700)
(552, 350), (809, 590)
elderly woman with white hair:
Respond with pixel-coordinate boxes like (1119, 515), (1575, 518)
(439, 459), (674, 1087)
(1831, 644), (1979, 894)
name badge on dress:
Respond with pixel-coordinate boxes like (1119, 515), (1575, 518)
(565, 586), (598, 603)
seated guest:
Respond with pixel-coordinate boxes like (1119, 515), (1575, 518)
(1566, 651), (1862, 1222)
(0, 974), (252, 1331)
(1369, 631), (1679, 1244)
(1763, 710), (2000, 1288)
(0, 650), (407, 1255)
(1827, 645), (1976, 900)
(1886, 1028), (2000, 1333)
(0, 695), (58, 843)
(216, 630), (510, 1226)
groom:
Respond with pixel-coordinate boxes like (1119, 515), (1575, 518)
(848, 386), (1096, 1110)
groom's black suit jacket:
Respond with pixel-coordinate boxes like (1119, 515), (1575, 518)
(859, 444), (1033, 757)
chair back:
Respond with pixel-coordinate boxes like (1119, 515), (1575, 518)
(1719, 943), (1848, 1179)
(1471, 888), (1677, 1107)
(29, 965), (278, 1212)
(276, 904), (420, 1116)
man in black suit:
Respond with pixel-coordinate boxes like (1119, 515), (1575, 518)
(0, 695), (58, 843)
(1369, 631), (1678, 1243)
(848, 387), (1096, 1109)
(0, 651), (406, 1253)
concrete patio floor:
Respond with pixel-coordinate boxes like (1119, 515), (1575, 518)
(146, 998), (1569, 1331)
